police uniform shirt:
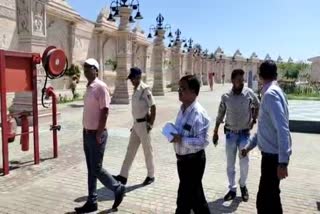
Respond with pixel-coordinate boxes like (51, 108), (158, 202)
(131, 81), (155, 120)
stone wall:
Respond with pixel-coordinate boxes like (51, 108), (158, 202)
(0, 0), (19, 109)
(0, 0), (18, 50)
(310, 60), (320, 82)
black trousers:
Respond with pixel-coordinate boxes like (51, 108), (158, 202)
(175, 150), (210, 214)
(257, 152), (283, 214)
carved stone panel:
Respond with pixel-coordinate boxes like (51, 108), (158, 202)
(32, 0), (45, 36)
(0, 34), (7, 49)
(16, 0), (30, 34)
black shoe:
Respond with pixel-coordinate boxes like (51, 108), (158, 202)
(112, 185), (126, 209)
(240, 186), (249, 202)
(142, 177), (155, 186)
(113, 175), (127, 185)
(74, 202), (98, 213)
(224, 190), (236, 201)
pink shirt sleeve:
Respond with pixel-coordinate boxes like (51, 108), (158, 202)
(98, 86), (110, 109)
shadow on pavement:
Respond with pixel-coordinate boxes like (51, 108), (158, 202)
(69, 103), (84, 108)
(74, 183), (145, 203)
(97, 208), (118, 213)
(208, 197), (242, 214)
(124, 183), (144, 194)
(0, 157), (55, 176)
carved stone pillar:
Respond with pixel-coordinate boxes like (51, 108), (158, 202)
(151, 29), (166, 96)
(185, 49), (194, 75)
(202, 58), (208, 85)
(97, 33), (105, 79)
(142, 46), (148, 74)
(10, 0), (49, 122)
(131, 42), (138, 68)
(111, 7), (132, 104)
(194, 56), (203, 85)
(171, 41), (182, 91)
(221, 60), (226, 84)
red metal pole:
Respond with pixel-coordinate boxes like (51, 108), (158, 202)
(32, 55), (40, 165)
(0, 50), (9, 175)
(52, 90), (58, 158)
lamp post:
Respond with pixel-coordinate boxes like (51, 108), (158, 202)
(193, 45), (205, 85)
(169, 29), (186, 91)
(185, 38), (194, 75)
(201, 49), (209, 85)
(107, 0), (143, 104)
(147, 13), (173, 96)
(215, 54), (225, 84)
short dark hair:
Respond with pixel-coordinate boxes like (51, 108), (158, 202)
(259, 60), (278, 80)
(231, 69), (245, 80)
(180, 75), (201, 96)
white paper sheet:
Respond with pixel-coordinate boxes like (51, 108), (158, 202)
(162, 122), (178, 142)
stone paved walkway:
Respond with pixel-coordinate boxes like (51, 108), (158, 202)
(0, 84), (320, 214)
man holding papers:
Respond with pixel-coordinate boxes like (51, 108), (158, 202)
(170, 75), (211, 214)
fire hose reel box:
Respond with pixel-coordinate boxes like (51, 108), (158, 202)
(42, 46), (67, 78)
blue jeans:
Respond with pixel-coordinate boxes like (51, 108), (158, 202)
(225, 131), (250, 192)
(83, 130), (120, 204)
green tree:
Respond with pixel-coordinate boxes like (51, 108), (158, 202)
(278, 62), (310, 80)
(105, 58), (117, 71)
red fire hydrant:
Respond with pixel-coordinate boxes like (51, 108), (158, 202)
(20, 114), (29, 152)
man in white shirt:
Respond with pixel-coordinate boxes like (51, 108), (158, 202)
(171, 75), (211, 214)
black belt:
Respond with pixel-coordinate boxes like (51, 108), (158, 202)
(136, 118), (147, 123)
(261, 151), (278, 158)
(224, 127), (249, 134)
(176, 150), (204, 161)
(83, 128), (106, 134)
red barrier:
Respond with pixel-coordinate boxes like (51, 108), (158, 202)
(0, 47), (66, 176)
(0, 50), (40, 175)
(46, 87), (60, 158)
(20, 114), (29, 152)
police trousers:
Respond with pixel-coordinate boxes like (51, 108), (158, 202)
(120, 122), (154, 178)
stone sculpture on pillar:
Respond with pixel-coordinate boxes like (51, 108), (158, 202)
(107, 0), (144, 104)
(147, 14), (173, 96)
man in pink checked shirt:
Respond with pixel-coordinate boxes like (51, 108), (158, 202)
(75, 58), (125, 213)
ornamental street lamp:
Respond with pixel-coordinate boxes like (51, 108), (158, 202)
(148, 13), (172, 96)
(169, 28), (186, 91)
(108, 0), (144, 104)
(107, 0), (143, 23)
(147, 13), (173, 39)
(186, 38), (193, 52)
(168, 29), (187, 48)
(184, 38), (194, 75)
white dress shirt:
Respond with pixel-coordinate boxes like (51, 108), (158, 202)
(174, 101), (210, 155)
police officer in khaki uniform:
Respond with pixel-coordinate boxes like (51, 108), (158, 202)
(114, 67), (156, 186)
